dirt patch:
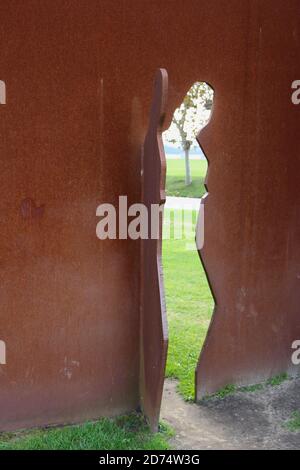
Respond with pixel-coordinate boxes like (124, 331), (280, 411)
(161, 377), (300, 449)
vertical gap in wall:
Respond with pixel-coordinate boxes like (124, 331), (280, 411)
(162, 82), (214, 400)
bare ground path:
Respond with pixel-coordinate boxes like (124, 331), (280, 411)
(161, 378), (300, 450)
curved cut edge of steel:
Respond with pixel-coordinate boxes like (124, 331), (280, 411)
(140, 69), (169, 432)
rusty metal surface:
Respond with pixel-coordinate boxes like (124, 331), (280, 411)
(0, 0), (298, 430)
(194, 1), (300, 398)
(140, 69), (168, 432)
(0, 1), (142, 431)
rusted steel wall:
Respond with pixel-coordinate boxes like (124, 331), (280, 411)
(194, 1), (300, 398)
(0, 0), (299, 429)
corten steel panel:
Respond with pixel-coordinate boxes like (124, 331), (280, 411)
(0, 1), (143, 430)
(0, 0), (298, 430)
(194, 1), (300, 398)
(140, 69), (168, 432)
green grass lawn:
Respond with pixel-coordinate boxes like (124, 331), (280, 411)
(163, 209), (214, 400)
(164, 158), (213, 399)
(0, 414), (172, 450)
(166, 159), (207, 198)
(285, 411), (300, 432)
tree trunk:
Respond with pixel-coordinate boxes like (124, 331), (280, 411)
(184, 147), (192, 185)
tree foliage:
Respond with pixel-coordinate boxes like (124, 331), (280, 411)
(164, 82), (213, 186)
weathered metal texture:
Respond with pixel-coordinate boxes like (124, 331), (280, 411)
(140, 69), (168, 432)
(194, 1), (300, 398)
(0, 1), (143, 431)
(0, 0), (298, 430)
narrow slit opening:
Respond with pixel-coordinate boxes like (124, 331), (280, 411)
(162, 81), (214, 400)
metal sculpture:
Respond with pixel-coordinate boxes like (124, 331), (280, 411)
(140, 69), (168, 432)
(0, 0), (298, 431)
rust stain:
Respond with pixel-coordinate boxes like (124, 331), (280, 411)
(20, 198), (45, 220)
